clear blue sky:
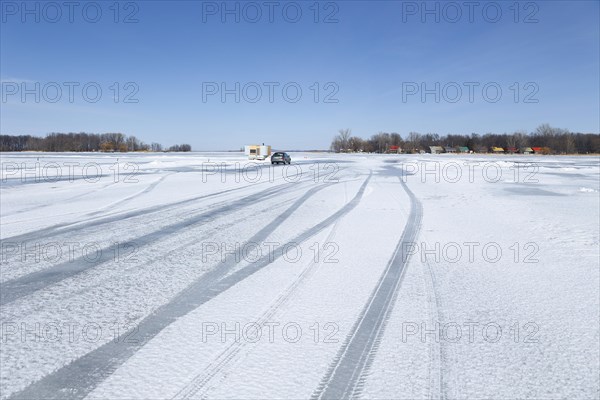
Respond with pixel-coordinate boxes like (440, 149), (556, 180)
(1, 0), (598, 150)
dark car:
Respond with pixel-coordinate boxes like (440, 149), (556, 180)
(271, 152), (291, 165)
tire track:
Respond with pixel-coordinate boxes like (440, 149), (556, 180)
(1, 170), (310, 244)
(0, 178), (314, 306)
(1, 184), (237, 241)
(1, 180), (119, 218)
(8, 173), (370, 400)
(173, 217), (343, 399)
(312, 176), (422, 400)
(376, 176), (445, 400)
(86, 171), (177, 217)
(2, 197), (293, 321)
(423, 253), (445, 400)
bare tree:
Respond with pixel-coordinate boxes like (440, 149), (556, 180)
(151, 142), (163, 152)
(506, 133), (517, 149)
(407, 132), (421, 153)
(374, 132), (391, 153)
(565, 132), (576, 154)
(348, 137), (363, 152)
(535, 123), (554, 137)
(330, 129), (352, 153)
(338, 129), (351, 151)
(510, 131), (529, 148)
(390, 132), (403, 147)
(127, 135), (141, 151)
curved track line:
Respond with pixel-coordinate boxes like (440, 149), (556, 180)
(1, 180), (119, 218)
(423, 253), (445, 400)
(0, 178), (313, 305)
(1, 171), (312, 244)
(86, 171), (177, 217)
(3, 197), (293, 321)
(8, 174), (370, 400)
(174, 218), (343, 399)
(312, 176), (422, 400)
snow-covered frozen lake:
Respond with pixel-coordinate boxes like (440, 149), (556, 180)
(1, 152), (598, 399)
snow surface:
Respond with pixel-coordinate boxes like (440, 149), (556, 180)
(0, 152), (598, 399)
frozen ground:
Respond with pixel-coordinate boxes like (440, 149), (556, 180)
(0, 152), (598, 399)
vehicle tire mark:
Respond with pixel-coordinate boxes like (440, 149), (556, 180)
(0, 178), (313, 305)
(86, 171), (177, 217)
(422, 254), (445, 400)
(8, 173), (370, 400)
(174, 219), (342, 400)
(375, 178), (445, 400)
(1, 180), (119, 218)
(3, 199), (293, 321)
(1, 171), (313, 244)
(311, 175), (422, 400)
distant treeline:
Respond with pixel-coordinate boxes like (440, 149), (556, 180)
(331, 124), (600, 154)
(0, 132), (192, 152)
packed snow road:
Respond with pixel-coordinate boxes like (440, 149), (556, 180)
(0, 152), (598, 399)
